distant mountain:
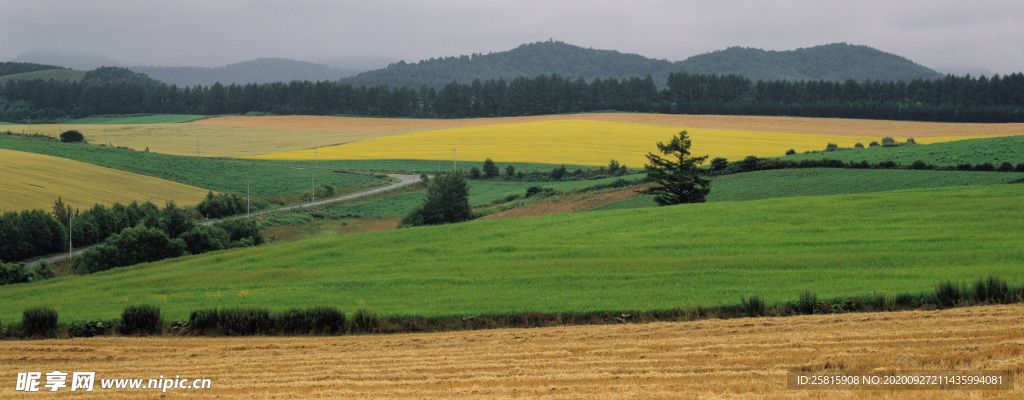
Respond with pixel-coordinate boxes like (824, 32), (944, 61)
(129, 58), (362, 87)
(342, 40), (675, 89)
(343, 41), (945, 89)
(675, 43), (944, 82)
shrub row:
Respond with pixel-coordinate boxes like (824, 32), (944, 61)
(7, 276), (1022, 339)
(710, 155), (1024, 176)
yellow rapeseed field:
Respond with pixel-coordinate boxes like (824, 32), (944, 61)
(18, 114), (1022, 160)
(248, 120), (987, 166)
(0, 149), (209, 212)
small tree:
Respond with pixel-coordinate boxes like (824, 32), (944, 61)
(710, 157), (729, 175)
(505, 164), (516, 178)
(637, 130), (710, 205)
(402, 172), (472, 227)
(549, 165), (567, 181)
(482, 158), (499, 178)
(60, 130), (84, 143)
(469, 166), (482, 179)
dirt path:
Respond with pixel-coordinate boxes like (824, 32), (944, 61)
(2, 305), (1021, 398)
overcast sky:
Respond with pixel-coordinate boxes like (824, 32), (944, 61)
(1, 0), (1021, 74)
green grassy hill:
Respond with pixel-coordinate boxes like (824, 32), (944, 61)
(599, 168), (1024, 210)
(780, 136), (1024, 167)
(3, 183), (1021, 324)
(0, 69), (87, 83)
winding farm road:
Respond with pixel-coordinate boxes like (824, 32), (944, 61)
(25, 174), (423, 267)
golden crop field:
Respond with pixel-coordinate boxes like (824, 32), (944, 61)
(248, 119), (987, 166)
(19, 114), (1023, 160)
(0, 149), (209, 212)
(1, 305), (1020, 399)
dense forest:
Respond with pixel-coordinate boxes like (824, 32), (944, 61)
(2, 67), (1023, 123)
(129, 58), (361, 87)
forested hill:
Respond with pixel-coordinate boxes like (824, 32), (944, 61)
(676, 44), (944, 82)
(342, 41), (944, 89)
(341, 40), (676, 89)
(129, 58), (362, 87)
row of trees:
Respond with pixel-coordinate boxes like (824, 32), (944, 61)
(3, 70), (1024, 123)
(0, 197), (263, 270)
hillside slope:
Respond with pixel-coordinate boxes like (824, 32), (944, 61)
(130, 58), (362, 86)
(343, 41), (944, 89)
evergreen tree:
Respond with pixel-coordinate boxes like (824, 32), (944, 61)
(638, 131), (711, 205)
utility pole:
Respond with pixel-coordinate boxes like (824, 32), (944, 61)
(453, 148), (457, 171)
(26, 116), (30, 135)
(315, 145), (318, 168)
(311, 170), (315, 203)
(68, 214), (72, 259)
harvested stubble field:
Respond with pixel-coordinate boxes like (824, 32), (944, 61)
(1, 305), (1020, 399)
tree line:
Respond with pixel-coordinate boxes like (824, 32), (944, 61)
(0, 197), (264, 278)
(3, 70), (1024, 123)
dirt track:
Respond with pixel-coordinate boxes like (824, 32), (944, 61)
(2, 305), (1021, 399)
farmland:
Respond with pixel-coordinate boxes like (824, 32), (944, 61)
(782, 134), (1024, 166)
(599, 168), (1024, 210)
(0, 148), (210, 212)
(0, 136), (383, 200)
(0, 305), (1020, 398)
(11, 113), (1019, 162)
(1, 183), (1021, 324)
(247, 119), (986, 166)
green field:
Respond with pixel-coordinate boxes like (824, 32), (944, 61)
(2, 184), (1021, 324)
(65, 115), (209, 124)
(0, 69), (87, 83)
(330, 175), (645, 217)
(250, 159), (597, 174)
(780, 135), (1024, 167)
(0, 136), (381, 198)
(598, 168), (1024, 211)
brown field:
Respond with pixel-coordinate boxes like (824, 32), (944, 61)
(1, 304), (1020, 399)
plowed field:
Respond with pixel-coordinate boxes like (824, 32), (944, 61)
(2, 305), (1020, 398)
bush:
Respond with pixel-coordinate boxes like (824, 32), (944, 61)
(505, 164), (516, 178)
(1016, 163), (1024, 172)
(877, 160), (897, 168)
(401, 172), (472, 227)
(482, 158), (499, 178)
(469, 166), (481, 179)
(68, 320), (110, 338)
(825, 143), (839, 152)
(868, 141), (880, 147)
(23, 307), (58, 337)
(219, 306), (273, 335)
(59, 130), (84, 143)
(549, 165), (567, 181)
(740, 294), (766, 317)
(797, 289), (818, 314)
(352, 305), (378, 333)
(785, 148), (796, 155)
(189, 308), (220, 333)
(275, 306), (345, 335)
(854, 143), (864, 149)
(1, 262), (31, 285)
(972, 275), (1010, 304)
(998, 162), (1014, 172)
(881, 137), (898, 147)
(910, 160), (930, 170)
(975, 162), (996, 171)
(33, 261), (55, 280)
(710, 157), (729, 174)
(119, 304), (162, 335)
(934, 280), (962, 308)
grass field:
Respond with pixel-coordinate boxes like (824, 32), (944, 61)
(1, 305), (1019, 398)
(599, 169), (1024, 210)
(2, 183), (1021, 324)
(327, 175), (645, 217)
(0, 136), (382, 200)
(0, 148), (210, 212)
(781, 135), (1024, 166)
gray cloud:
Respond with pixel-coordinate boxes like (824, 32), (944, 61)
(0, 0), (1020, 74)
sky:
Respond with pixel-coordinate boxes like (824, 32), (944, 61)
(1, 0), (1022, 75)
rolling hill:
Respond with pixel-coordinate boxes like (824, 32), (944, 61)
(129, 58), (362, 86)
(342, 41), (945, 89)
